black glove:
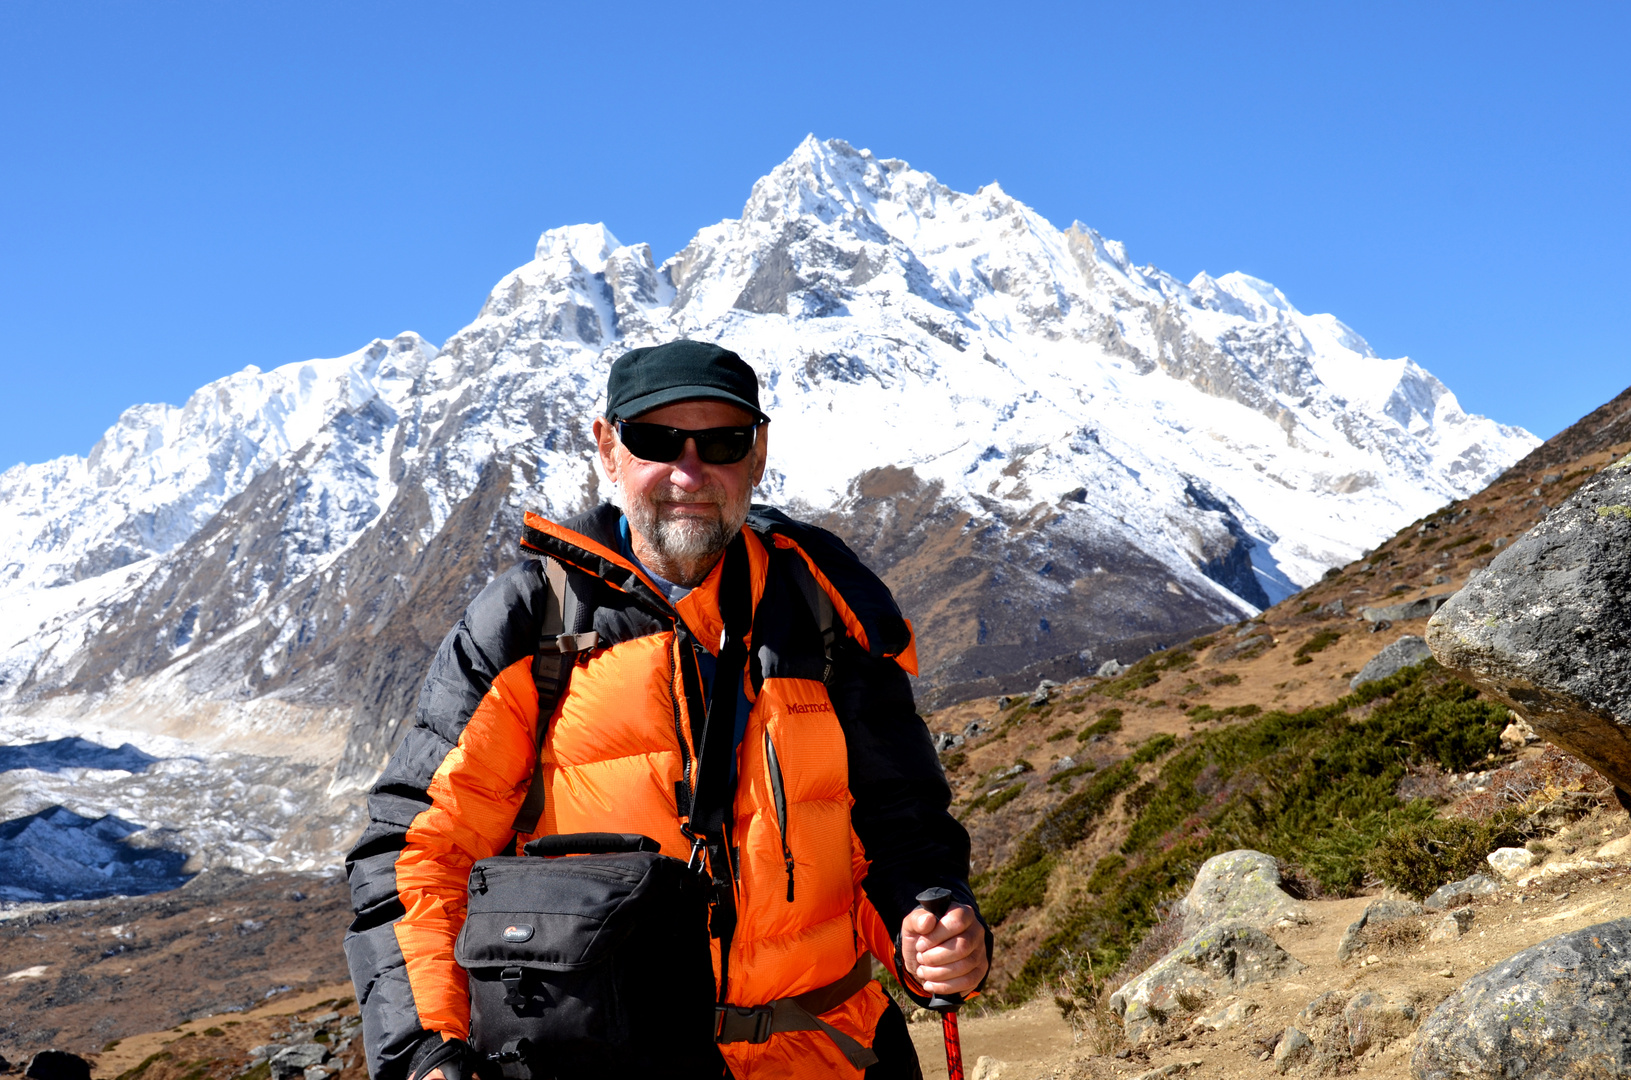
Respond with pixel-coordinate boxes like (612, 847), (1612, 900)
(410, 1037), (481, 1080)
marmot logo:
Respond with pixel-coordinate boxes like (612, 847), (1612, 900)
(785, 702), (833, 714)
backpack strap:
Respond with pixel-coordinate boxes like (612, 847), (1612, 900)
(510, 557), (598, 838)
(681, 535), (757, 1002)
(784, 553), (838, 682)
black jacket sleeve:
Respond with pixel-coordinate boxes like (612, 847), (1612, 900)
(826, 636), (978, 917)
(343, 559), (547, 1080)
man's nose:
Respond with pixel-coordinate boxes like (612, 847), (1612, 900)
(666, 439), (707, 490)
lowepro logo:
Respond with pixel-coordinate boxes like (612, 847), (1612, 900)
(502, 924), (535, 942)
(785, 702), (833, 714)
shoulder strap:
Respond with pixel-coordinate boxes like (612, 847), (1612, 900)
(682, 535), (756, 1001)
(510, 557), (598, 837)
(783, 550), (838, 675)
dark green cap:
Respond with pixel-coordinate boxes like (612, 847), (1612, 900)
(605, 340), (768, 423)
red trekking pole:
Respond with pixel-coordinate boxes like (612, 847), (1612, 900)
(915, 888), (965, 1080)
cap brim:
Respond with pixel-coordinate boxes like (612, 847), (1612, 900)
(613, 386), (769, 424)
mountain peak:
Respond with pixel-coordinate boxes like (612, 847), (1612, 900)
(534, 222), (622, 272)
(1, 136), (1540, 736)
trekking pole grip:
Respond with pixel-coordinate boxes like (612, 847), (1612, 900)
(914, 887), (966, 1010)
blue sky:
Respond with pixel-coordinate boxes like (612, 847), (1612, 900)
(1, 1), (1625, 470)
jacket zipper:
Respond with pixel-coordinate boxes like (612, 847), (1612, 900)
(763, 729), (794, 903)
(670, 628), (693, 811)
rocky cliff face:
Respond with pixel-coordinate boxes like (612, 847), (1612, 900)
(1, 137), (1537, 806)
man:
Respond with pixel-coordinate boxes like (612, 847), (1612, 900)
(345, 340), (989, 1080)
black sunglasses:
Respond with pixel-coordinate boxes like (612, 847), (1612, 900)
(617, 420), (761, 465)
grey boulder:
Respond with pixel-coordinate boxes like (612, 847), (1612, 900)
(1337, 898), (1424, 963)
(1274, 1027), (1313, 1073)
(1344, 992), (1417, 1055)
(1427, 454), (1631, 793)
(1110, 921), (1306, 1042)
(1181, 849), (1308, 934)
(1350, 635), (1434, 689)
(1362, 595), (1453, 623)
(270, 1046), (330, 1080)
(1412, 917), (1631, 1079)
(1422, 873), (1499, 911)
(1427, 908), (1475, 942)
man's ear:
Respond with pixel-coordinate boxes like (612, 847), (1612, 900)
(751, 422), (769, 486)
(593, 416), (619, 483)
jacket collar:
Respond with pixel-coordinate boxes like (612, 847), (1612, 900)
(522, 504), (768, 646)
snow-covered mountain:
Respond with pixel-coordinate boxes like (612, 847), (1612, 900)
(0, 137), (1537, 877)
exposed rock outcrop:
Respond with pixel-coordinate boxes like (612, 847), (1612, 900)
(1110, 922), (1306, 1042)
(1422, 873), (1498, 911)
(1361, 595), (1452, 623)
(1349, 635), (1433, 689)
(1428, 453), (1631, 793)
(1412, 917), (1631, 1079)
(1180, 850), (1308, 934)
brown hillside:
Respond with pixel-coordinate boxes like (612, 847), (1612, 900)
(923, 385), (1631, 995)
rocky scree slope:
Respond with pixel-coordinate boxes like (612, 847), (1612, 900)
(0, 137), (1534, 865)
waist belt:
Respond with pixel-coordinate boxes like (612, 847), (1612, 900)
(713, 953), (879, 1069)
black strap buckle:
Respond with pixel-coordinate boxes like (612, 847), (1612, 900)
(501, 966), (527, 1010)
(542, 630), (599, 655)
(714, 1003), (775, 1045)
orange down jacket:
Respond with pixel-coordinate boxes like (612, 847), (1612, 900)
(345, 504), (980, 1080)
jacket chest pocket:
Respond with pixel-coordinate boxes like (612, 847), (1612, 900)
(763, 729), (795, 903)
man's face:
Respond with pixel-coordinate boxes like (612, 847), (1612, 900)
(593, 399), (768, 581)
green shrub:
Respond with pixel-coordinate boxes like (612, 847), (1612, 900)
(1048, 759), (1098, 788)
(1366, 811), (1525, 899)
(941, 751), (966, 771)
(1086, 854), (1126, 892)
(116, 1054), (173, 1080)
(1078, 709), (1123, 741)
(1295, 630), (1341, 658)
(1096, 652), (1195, 699)
(990, 661), (1509, 1000)
(1047, 728), (1076, 742)
(983, 783), (1026, 813)
(978, 761), (1139, 923)
(1131, 733), (1178, 764)
(1186, 703), (1260, 723)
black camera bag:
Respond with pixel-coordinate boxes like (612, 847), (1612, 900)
(454, 831), (721, 1080)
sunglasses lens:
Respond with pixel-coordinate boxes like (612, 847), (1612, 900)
(619, 422), (756, 465)
(619, 423), (685, 462)
(696, 430), (755, 465)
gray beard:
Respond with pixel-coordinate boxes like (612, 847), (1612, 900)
(622, 484), (751, 587)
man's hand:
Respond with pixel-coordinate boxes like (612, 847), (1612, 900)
(900, 902), (988, 996)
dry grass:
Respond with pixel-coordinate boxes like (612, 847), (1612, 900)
(1107, 898), (1188, 988)
(1450, 746), (1606, 821)
(1050, 953), (1126, 1056)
